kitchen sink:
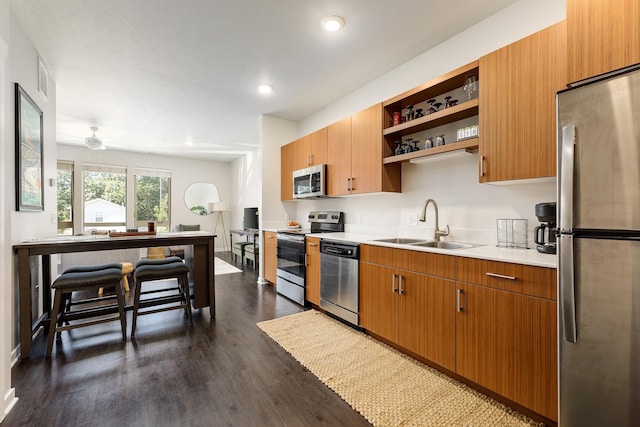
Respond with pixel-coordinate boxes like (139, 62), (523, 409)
(372, 237), (429, 244)
(409, 241), (479, 250)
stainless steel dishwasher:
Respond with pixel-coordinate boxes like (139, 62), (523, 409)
(319, 240), (359, 326)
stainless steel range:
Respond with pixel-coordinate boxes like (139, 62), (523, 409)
(275, 211), (344, 305)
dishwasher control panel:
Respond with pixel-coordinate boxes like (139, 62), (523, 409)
(320, 240), (359, 259)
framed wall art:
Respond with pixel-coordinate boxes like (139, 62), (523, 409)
(15, 83), (44, 211)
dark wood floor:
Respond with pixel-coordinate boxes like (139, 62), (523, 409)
(3, 253), (371, 426)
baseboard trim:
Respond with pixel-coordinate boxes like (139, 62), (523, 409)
(2, 387), (18, 423)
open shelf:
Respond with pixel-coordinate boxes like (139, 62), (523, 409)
(383, 99), (478, 138)
(383, 138), (478, 164)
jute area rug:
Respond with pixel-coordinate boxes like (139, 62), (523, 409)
(257, 310), (543, 427)
(214, 257), (242, 275)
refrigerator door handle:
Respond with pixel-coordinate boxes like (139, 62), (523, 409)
(559, 124), (575, 232)
(559, 234), (577, 342)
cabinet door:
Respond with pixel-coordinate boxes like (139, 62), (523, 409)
(280, 142), (297, 200)
(398, 271), (456, 371)
(479, 21), (566, 182)
(455, 283), (558, 421)
(567, 0), (640, 84)
(327, 117), (352, 196)
(305, 237), (321, 305)
(351, 104), (401, 194)
(359, 262), (398, 341)
(263, 231), (278, 284)
(296, 128), (328, 168)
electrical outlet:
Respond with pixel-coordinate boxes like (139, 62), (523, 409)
(408, 213), (418, 226)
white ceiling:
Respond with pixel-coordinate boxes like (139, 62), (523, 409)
(11, 0), (516, 162)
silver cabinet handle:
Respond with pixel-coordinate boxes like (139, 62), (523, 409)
(304, 254), (308, 266)
(398, 275), (404, 295)
(308, 242), (318, 247)
(392, 273), (398, 293)
(559, 234), (577, 342)
(350, 177), (355, 191)
(480, 155), (485, 177)
(559, 124), (575, 232)
(346, 178), (351, 191)
(457, 289), (463, 312)
(485, 272), (516, 280)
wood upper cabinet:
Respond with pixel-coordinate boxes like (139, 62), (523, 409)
(305, 237), (321, 306)
(567, 0), (640, 84)
(280, 128), (328, 201)
(327, 104), (401, 196)
(350, 104), (401, 194)
(455, 258), (558, 422)
(359, 245), (456, 371)
(327, 117), (352, 196)
(263, 231), (278, 284)
(280, 142), (297, 200)
(479, 21), (567, 183)
(297, 128), (327, 168)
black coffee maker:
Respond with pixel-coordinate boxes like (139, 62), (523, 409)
(534, 202), (557, 254)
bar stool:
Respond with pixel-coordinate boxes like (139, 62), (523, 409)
(131, 257), (194, 338)
(47, 263), (127, 357)
(232, 241), (252, 264)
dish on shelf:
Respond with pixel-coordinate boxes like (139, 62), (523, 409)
(287, 225), (302, 229)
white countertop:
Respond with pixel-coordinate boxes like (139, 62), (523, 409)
(308, 232), (557, 269)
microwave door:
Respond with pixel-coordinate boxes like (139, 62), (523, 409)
(293, 174), (311, 198)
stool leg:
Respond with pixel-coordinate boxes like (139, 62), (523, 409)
(181, 272), (193, 327)
(114, 279), (127, 341)
(131, 278), (143, 339)
(47, 290), (63, 357)
(122, 274), (130, 292)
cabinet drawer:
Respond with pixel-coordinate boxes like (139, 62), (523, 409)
(457, 257), (556, 300)
(360, 245), (456, 279)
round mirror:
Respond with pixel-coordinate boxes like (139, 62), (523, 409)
(184, 182), (220, 216)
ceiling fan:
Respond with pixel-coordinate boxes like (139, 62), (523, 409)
(85, 126), (106, 150)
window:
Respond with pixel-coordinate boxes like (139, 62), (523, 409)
(134, 168), (171, 231)
(56, 161), (74, 235)
(82, 164), (127, 232)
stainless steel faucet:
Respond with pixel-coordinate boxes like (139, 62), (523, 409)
(419, 199), (450, 241)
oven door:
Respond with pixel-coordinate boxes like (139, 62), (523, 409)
(276, 234), (306, 278)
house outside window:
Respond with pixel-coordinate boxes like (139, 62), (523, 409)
(82, 164), (127, 232)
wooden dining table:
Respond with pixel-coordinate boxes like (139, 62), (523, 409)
(13, 231), (216, 359)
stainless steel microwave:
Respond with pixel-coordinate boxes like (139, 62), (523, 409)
(293, 164), (326, 199)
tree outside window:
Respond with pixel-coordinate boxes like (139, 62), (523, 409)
(57, 161), (73, 235)
(134, 170), (170, 231)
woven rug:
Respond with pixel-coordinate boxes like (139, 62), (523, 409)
(214, 257), (242, 275)
(257, 310), (543, 427)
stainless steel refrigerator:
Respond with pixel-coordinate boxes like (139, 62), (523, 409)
(558, 66), (640, 426)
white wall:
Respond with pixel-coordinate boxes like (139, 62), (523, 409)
(264, 0), (565, 247)
(57, 144), (232, 248)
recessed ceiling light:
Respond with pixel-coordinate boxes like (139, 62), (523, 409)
(321, 15), (345, 32)
(258, 84), (273, 95)
(185, 140), (194, 146)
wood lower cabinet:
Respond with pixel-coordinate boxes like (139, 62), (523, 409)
(359, 245), (557, 422)
(479, 21), (567, 183)
(305, 237), (321, 306)
(567, 0), (640, 84)
(360, 245), (456, 371)
(263, 231), (278, 284)
(455, 258), (558, 422)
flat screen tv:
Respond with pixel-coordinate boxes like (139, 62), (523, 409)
(243, 207), (258, 230)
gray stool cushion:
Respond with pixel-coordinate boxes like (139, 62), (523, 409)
(63, 262), (124, 274)
(135, 256), (183, 268)
(134, 261), (189, 280)
(52, 268), (123, 290)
